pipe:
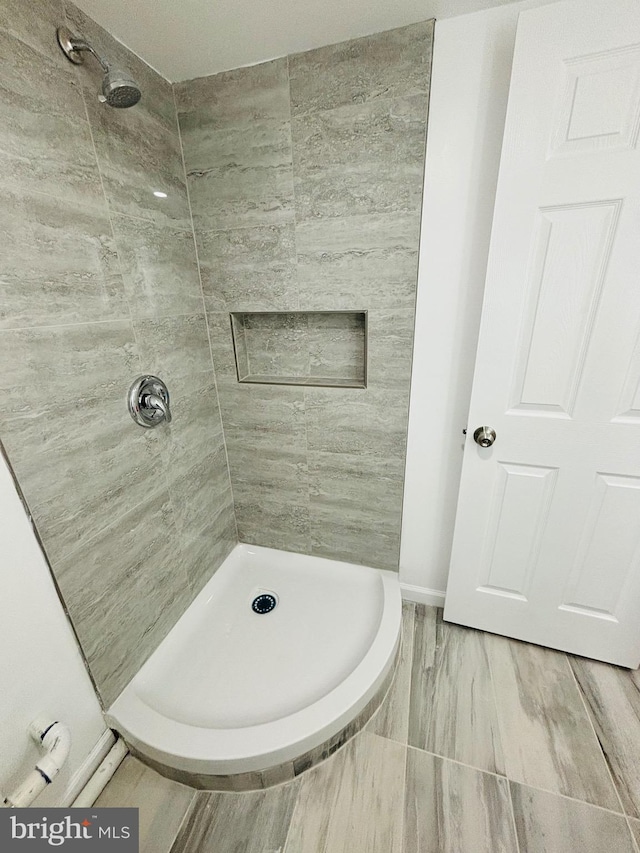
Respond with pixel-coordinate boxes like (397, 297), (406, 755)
(2, 717), (72, 808)
(71, 739), (128, 807)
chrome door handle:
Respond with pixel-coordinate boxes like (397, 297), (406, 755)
(473, 426), (496, 447)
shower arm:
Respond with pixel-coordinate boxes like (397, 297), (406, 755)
(57, 28), (111, 73)
(65, 38), (110, 73)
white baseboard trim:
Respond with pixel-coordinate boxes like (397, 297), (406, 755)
(400, 582), (446, 608)
(63, 729), (116, 806)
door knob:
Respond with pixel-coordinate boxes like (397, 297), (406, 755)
(473, 426), (496, 447)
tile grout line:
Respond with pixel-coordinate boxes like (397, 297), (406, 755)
(404, 742), (631, 819)
(506, 779), (523, 853)
(280, 778), (302, 853)
(399, 732), (409, 852)
(565, 653), (639, 847)
(0, 313), (212, 335)
(166, 788), (199, 853)
(171, 83), (240, 545)
(482, 624), (509, 780)
(286, 51), (314, 558)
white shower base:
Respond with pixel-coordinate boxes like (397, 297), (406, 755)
(107, 544), (401, 777)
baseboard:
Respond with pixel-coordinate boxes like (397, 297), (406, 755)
(400, 582), (446, 608)
(63, 729), (116, 806)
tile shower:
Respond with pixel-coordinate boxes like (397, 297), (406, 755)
(0, 0), (433, 709)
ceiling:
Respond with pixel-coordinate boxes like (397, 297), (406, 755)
(73, 0), (522, 82)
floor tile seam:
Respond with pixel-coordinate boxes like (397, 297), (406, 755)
(508, 776), (629, 819)
(166, 788), (199, 853)
(280, 775), (304, 853)
(405, 743), (506, 781)
(405, 741), (632, 817)
(172, 84), (241, 546)
(398, 730), (409, 853)
(482, 628), (509, 778)
(564, 651), (631, 818)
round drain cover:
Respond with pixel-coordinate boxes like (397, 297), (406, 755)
(252, 594), (277, 614)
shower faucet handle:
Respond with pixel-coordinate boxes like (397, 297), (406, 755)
(128, 375), (172, 428)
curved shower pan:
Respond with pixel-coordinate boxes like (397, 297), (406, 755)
(107, 544), (401, 786)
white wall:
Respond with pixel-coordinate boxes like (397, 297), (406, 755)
(400, 0), (558, 602)
(0, 450), (111, 806)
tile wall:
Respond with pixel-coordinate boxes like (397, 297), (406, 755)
(175, 22), (434, 569)
(0, 0), (235, 705)
(0, 4), (433, 705)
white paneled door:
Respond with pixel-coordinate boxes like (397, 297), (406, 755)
(443, 0), (640, 667)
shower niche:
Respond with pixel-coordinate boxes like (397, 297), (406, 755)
(230, 311), (367, 388)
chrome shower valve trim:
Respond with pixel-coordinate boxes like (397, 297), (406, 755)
(128, 376), (172, 428)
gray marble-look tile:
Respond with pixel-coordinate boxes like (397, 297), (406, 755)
(206, 311), (243, 383)
(225, 443), (309, 502)
(181, 504), (237, 600)
(0, 394), (164, 564)
(289, 22), (434, 116)
(55, 490), (192, 706)
(184, 119), (295, 230)
(408, 607), (505, 775)
(171, 781), (299, 853)
(285, 732), (404, 853)
(196, 224), (298, 312)
(65, 3), (178, 132)
(292, 94), (428, 222)
(570, 656), (640, 818)
(510, 782), (636, 853)
(0, 28), (103, 205)
(368, 602), (415, 742)
(239, 312), (310, 378)
(0, 189), (127, 329)
(307, 450), (404, 569)
(166, 447), (233, 540)
(154, 371), (225, 472)
(366, 308), (416, 391)
(404, 748), (516, 853)
(0, 319), (139, 416)
(85, 99), (191, 227)
(110, 214), (203, 319)
(295, 212), (421, 311)
(307, 312), (366, 383)
(133, 313), (213, 386)
(485, 633), (620, 810)
(0, 0), (65, 63)
(95, 756), (195, 853)
(218, 384), (307, 448)
(175, 57), (290, 129)
(304, 388), (409, 459)
(235, 496), (311, 554)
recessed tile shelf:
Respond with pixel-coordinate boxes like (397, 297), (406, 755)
(230, 311), (367, 389)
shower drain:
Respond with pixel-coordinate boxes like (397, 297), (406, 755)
(251, 593), (277, 614)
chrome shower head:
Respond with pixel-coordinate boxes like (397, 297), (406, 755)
(56, 26), (141, 109)
(101, 69), (141, 108)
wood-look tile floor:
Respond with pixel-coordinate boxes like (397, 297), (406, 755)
(96, 604), (640, 852)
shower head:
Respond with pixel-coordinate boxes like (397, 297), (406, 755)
(56, 26), (141, 109)
(101, 69), (142, 108)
